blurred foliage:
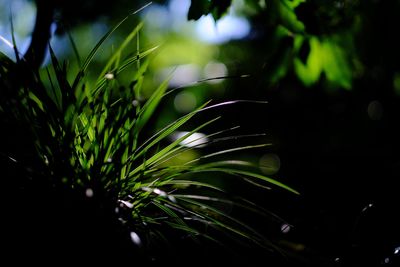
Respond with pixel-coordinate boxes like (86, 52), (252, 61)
(0, 0), (366, 90)
(173, 0), (358, 90)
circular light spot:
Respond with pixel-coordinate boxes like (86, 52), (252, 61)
(85, 188), (94, 198)
(259, 153), (281, 175)
(162, 64), (201, 87)
(174, 92), (197, 113)
(132, 100), (139, 107)
(204, 61), (228, 84)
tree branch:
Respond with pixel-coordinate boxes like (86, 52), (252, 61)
(23, 0), (55, 68)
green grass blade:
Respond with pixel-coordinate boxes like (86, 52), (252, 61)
(185, 144), (272, 165)
(163, 180), (227, 192)
(66, 29), (82, 68)
(97, 22), (144, 80)
(131, 101), (211, 162)
(71, 14), (139, 90)
(128, 116), (220, 178)
(48, 45), (73, 110)
(149, 126), (242, 168)
(192, 167), (299, 194)
(144, 117), (220, 167)
(173, 196), (269, 247)
(117, 45), (159, 74)
(135, 75), (170, 131)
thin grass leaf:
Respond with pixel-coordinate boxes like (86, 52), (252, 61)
(164, 74), (251, 99)
(128, 117), (220, 178)
(191, 160), (256, 169)
(134, 100), (254, 158)
(163, 180), (227, 192)
(117, 45), (159, 74)
(135, 75), (170, 131)
(0, 35), (14, 50)
(142, 116), (220, 167)
(48, 45), (73, 110)
(10, 14), (20, 62)
(150, 126), (243, 168)
(192, 167), (299, 194)
(175, 195), (270, 247)
(28, 92), (44, 111)
(185, 143), (271, 165)
(152, 200), (187, 226)
(71, 16), (140, 90)
(45, 67), (61, 109)
(192, 99), (268, 113)
(97, 22), (144, 80)
(66, 29), (82, 68)
(130, 101), (211, 162)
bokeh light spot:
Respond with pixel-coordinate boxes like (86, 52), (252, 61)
(85, 188), (94, 198)
(196, 14), (250, 44)
(130, 231), (142, 246)
(259, 153), (281, 175)
(204, 61), (228, 84)
(174, 91), (197, 113)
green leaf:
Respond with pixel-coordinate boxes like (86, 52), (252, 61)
(48, 45), (73, 110)
(28, 92), (44, 111)
(174, 196), (268, 246)
(321, 39), (352, 89)
(294, 36), (352, 89)
(131, 101), (210, 163)
(277, 0), (305, 33)
(128, 114), (219, 179)
(294, 37), (322, 87)
(135, 76), (170, 131)
(192, 167), (299, 194)
(186, 144), (271, 164)
(97, 22), (144, 80)
(72, 13), (139, 91)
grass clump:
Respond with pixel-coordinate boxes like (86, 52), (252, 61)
(0, 13), (298, 265)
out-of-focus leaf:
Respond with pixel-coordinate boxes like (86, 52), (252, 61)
(294, 36), (352, 89)
(278, 0), (305, 33)
(294, 37), (322, 86)
(321, 39), (352, 89)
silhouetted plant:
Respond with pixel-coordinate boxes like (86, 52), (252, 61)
(0, 11), (298, 264)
